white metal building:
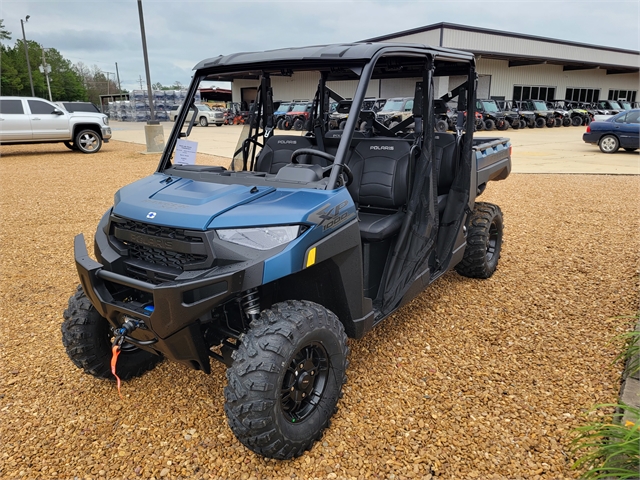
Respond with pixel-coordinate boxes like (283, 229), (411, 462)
(365, 22), (639, 103)
(231, 23), (639, 106)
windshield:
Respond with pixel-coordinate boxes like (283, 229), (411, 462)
(291, 104), (308, 112)
(380, 99), (407, 112)
(532, 100), (547, 110)
(619, 101), (632, 110)
(609, 101), (622, 109)
(275, 103), (291, 112)
(480, 100), (499, 113)
(197, 104), (211, 111)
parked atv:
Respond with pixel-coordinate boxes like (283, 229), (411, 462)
(559, 101), (590, 126)
(518, 100), (555, 127)
(273, 101), (294, 128)
(503, 101), (535, 129)
(282, 102), (313, 130)
(475, 99), (509, 131)
(375, 97), (414, 128)
(545, 101), (572, 127)
(498, 101), (531, 129)
(62, 42), (511, 461)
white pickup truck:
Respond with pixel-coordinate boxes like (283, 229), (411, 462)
(0, 96), (112, 153)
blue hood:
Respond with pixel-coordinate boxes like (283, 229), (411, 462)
(113, 174), (276, 230)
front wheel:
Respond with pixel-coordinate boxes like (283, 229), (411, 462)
(61, 286), (162, 380)
(225, 300), (349, 459)
(293, 118), (304, 131)
(199, 116), (208, 127)
(277, 118), (285, 130)
(571, 116), (583, 127)
(455, 202), (504, 279)
(535, 117), (546, 128)
(599, 135), (619, 154)
(75, 129), (103, 153)
(484, 119), (495, 131)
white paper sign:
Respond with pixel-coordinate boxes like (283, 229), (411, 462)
(175, 139), (198, 165)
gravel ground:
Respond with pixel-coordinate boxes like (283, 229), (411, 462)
(1, 141), (638, 480)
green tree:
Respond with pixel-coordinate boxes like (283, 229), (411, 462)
(0, 19), (11, 40)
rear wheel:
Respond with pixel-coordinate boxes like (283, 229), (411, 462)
(75, 129), (102, 153)
(599, 135), (619, 154)
(554, 118), (562, 127)
(225, 300), (348, 459)
(293, 118), (304, 131)
(562, 117), (571, 127)
(455, 202), (503, 279)
(277, 118), (285, 130)
(436, 119), (448, 132)
(535, 117), (546, 128)
(283, 119), (293, 130)
(61, 286), (162, 380)
(484, 119), (495, 131)
(571, 116), (583, 126)
(496, 120), (508, 131)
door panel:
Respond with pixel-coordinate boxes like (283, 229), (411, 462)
(27, 99), (71, 140)
(0, 99), (32, 141)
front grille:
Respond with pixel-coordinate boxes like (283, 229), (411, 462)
(116, 219), (203, 243)
(125, 242), (207, 270)
(112, 218), (208, 270)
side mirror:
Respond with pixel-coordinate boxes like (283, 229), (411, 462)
(53, 108), (64, 115)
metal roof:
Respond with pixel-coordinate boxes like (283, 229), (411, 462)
(362, 23), (639, 75)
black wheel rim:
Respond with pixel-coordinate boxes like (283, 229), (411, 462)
(280, 342), (329, 423)
(486, 220), (499, 262)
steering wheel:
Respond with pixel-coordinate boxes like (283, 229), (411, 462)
(290, 148), (335, 165)
(289, 148), (352, 187)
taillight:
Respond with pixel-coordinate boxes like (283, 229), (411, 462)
(586, 125), (591, 133)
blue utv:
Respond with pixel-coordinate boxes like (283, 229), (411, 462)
(62, 42), (512, 459)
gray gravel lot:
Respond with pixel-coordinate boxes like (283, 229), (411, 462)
(0, 141), (638, 480)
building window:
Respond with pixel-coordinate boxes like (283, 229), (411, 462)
(608, 90), (637, 102)
(512, 85), (556, 102)
(565, 87), (600, 103)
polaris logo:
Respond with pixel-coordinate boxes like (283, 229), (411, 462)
(129, 233), (174, 250)
(277, 140), (297, 145)
(370, 145), (394, 151)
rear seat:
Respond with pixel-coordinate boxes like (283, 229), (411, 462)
(345, 138), (411, 242)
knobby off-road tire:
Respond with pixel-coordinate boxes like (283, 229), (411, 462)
(224, 300), (349, 459)
(535, 117), (546, 128)
(293, 119), (304, 131)
(277, 118), (285, 130)
(571, 116), (583, 127)
(61, 285), (162, 380)
(455, 202), (504, 279)
(484, 119), (495, 131)
(436, 119), (448, 132)
(562, 117), (571, 127)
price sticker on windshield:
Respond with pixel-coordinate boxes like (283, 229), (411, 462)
(175, 139), (198, 165)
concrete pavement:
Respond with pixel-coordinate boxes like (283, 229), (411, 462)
(109, 121), (639, 175)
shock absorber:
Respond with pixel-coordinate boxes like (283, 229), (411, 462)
(241, 288), (261, 322)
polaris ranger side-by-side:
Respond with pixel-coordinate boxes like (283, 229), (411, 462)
(62, 43), (511, 460)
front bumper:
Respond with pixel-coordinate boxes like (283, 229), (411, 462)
(102, 126), (112, 141)
(74, 233), (256, 372)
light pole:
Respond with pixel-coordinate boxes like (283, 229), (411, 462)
(40, 46), (52, 101)
(20, 15), (35, 97)
(137, 0), (164, 154)
(137, 0), (156, 123)
(104, 71), (115, 96)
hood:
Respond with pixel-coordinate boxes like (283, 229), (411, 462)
(69, 111), (107, 120)
(113, 174), (276, 230)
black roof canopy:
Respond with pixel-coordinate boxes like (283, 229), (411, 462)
(193, 42), (476, 81)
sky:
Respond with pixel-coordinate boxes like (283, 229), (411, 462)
(1, 0), (639, 93)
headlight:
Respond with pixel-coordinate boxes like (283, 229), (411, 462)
(216, 226), (300, 250)
(103, 116), (109, 125)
